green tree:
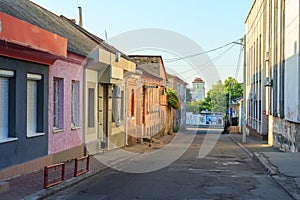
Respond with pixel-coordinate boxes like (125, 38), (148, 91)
(224, 77), (243, 108)
(198, 91), (212, 112)
(186, 88), (192, 103)
(209, 80), (227, 113)
(186, 101), (200, 114)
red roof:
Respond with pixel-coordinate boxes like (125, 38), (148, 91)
(193, 77), (204, 83)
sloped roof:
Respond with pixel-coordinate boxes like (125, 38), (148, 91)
(61, 16), (133, 61)
(129, 55), (167, 80)
(193, 77), (204, 83)
(0, 0), (101, 57)
(167, 73), (188, 86)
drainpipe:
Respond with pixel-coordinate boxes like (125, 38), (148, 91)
(83, 61), (87, 155)
(125, 78), (129, 146)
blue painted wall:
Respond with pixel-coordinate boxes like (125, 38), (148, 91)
(0, 56), (48, 170)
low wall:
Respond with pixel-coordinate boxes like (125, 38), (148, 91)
(272, 117), (300, 152)
(186, 112), (223, 126)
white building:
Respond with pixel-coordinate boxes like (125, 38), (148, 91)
(191, 77), (205, 102)
(245, 0), (300, 152)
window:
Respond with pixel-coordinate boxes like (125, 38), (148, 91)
(88, 88), (95, 128)
(0, 69), (14, 141)
(112, 86), (123, 125)
(71, 81), (80, 128)
(27, 73), (43, 137)
(53, 77), (64, 130)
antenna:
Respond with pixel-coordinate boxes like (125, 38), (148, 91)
(105, 30), (108, 41)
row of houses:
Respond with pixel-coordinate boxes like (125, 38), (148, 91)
(0, 0), (187, 179)
(244, 0), (300, 152)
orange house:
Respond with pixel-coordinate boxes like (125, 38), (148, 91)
(128, 55), (169, 143)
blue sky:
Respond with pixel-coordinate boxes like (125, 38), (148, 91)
(31, 0), (253, 86)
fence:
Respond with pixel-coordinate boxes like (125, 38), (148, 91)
(44, 155), (90, 189)
(74, 155), (90, 177)
(44, 163), (65, 189)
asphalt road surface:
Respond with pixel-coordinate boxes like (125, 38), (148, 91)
(46, 128), (292, 200)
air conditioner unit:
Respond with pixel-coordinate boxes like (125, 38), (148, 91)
(112, 86), (121, 97)
(264, 77), (272, 87)
(265, 51), (269, 61)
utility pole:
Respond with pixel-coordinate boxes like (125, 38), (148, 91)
(242, 36), (247, 143)
(229, 82), (232, 123)
(229, 82), (232, 108)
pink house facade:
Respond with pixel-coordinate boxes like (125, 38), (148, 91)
(48, 54), (86, 161)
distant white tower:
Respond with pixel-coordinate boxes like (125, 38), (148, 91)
(192, 77), (205, 101)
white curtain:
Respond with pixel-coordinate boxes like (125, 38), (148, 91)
(27, 80), (37, 136)
(0, 77), (8, 139)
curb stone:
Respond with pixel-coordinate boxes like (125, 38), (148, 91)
(254, 152), (300, 200)
(0, 181), (9, 193)
(230, 135), (299, 200)
(253, 152), (277, 175)
(22, 166), (110, 200)
(253, 153), (300, 200)
(228, 135), (254, 158)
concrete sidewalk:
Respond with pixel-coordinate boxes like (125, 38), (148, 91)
(0, 134), (175, 200)
(229, 134), (300, 200)
(1, 132), (300, 200)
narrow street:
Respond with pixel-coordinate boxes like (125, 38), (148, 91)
(46, 128), (292, 200)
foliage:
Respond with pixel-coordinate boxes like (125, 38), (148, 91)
(186, 77), (243, 114)
(166, 88), (180, 110)
(186, 88), (192, 103)
(224, 77), (243, 108)
(198, 98), (211, 112)
(186, 101), (200, 113)
(209, 80), (227, 113)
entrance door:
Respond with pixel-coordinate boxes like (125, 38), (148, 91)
(99, 84), (108, 149)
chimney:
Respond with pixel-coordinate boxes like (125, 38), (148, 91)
(70, 19), (76, 24)
(78, 6), (83, 27)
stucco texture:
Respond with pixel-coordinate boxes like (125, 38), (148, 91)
(48, 57), (84, 154)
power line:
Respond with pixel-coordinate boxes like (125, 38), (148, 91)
(183, 44), (236, 81)
(168, 44), (236, 76)
(164, 38), (242, 63)
(234, 44), (243, 79)
(198, 44), (236, 72)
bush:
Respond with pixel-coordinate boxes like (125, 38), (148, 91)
(166, 88), (180, 110)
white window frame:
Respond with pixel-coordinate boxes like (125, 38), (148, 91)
(71, 80), (80, 129)
(53, 77), (64, 131)
(27, 73), (44, 138)
(0, 69), (18, 143)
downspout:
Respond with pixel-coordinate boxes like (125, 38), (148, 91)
(83, 61), (87, 155)
(125, 77), (129, 146)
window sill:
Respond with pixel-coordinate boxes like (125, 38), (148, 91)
(71, 126), (81, 130)
(0, 137), (18, 144)
(53, 129), (64, 133)
(27, 132), (45, 138)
